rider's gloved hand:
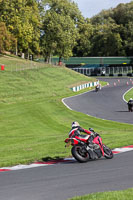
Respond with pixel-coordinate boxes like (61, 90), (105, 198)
(89, 128), (99, 137)
(89, 128), (94, 132)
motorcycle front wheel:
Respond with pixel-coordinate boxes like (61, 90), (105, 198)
(71, 145), (90, 163)
(103, 145), (113, 159)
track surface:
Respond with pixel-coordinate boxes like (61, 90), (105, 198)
(64, 77), (133, 124)
(0, 78), (133, 200)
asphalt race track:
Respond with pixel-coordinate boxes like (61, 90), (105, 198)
(63, 77), (133, 124)
(0, 78), (133, 200)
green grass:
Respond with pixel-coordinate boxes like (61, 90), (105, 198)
(124, 88), (133, 101)
(0, 54), (133, 167)
(0, 54), (46, 71)
(68, 188), (133, 200)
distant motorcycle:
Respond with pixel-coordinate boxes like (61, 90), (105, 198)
(95, 84), (101, 92)
(65, 131), (113, 163)
(127, 99), (133, 112)
(127, 103), (133, 112)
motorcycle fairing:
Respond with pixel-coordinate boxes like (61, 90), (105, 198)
(93, 136), (104, 156)
(74, 135), (90, 143)
(65, 138), (80, 146)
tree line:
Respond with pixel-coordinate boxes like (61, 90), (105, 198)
(0, 0), (133, 62)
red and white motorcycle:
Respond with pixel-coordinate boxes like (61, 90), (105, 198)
(65, 130), (113, 163)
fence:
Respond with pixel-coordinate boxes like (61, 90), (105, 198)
(71, 66), (133, 77)
(71, 80), (99, 92)
(0, 62), (48, 72)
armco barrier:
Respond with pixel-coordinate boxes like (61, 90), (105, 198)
(71, 80), (99, 92)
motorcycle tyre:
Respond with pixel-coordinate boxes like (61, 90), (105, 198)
(103, 145), (113, 159)
(71, 145), (90, 163)
(128, 105), (133, 112)
(128, 107), (133, 112)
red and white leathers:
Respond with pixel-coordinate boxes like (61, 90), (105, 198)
(69, 126), (92, 141)
(68, 126), (105, 156)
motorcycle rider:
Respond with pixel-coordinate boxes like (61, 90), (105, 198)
(95, 84), (101, 92)
(69, 121), (96, 145)
(127, 98), (133, 112)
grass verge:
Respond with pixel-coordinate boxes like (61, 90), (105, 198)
(68, 188), (133, 200)
(0, 55), (133, 167)
(124, 87), (133, 101)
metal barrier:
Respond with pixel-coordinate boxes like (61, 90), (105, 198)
(71, 66), (133, 76)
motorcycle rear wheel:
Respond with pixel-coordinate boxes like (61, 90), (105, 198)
(71, 145), (90, 163)
(103, 145), (113, 159)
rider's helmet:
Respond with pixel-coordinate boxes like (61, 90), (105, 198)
(72, 121), (80, 128)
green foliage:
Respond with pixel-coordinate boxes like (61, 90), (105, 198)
(41, 0), (82, 62)
(0, 22), (16, 53)
(91, 22), (125, 56)
(0, 0), (40, 56)
(124, 88), (133, 102)
(90, 1), (133, 56)
(73, 19), (93, 57)
(0, 0), (133, 58)
(42, 0), (83, 22)
(41, 11), (79, 61)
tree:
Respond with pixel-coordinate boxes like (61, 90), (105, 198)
(90, 20), (125, 56)
(123, 22), (133, 56)
(0, 0), (41, 57)
(113, 2), (133, 56)
(41, 0), (83, 62)
(41, 11), (79, 62)
(73, 18), (93, 56)
(113, 2), (133, 25)
(0, 22), (16, 53)
(41, 0), (83, 23)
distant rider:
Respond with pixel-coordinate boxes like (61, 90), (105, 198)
(127, 98), (133, 112)
(95, 84), (101, 92)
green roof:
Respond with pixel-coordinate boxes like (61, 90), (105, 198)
(51, 57), (133, 65)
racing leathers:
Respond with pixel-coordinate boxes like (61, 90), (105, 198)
(69, 126), (94, 144)
(127, 99), (133, 111)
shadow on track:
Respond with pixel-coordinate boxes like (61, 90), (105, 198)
(115, 111), (130, 112)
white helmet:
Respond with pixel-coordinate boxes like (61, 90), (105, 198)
(72, 121), (80, 128)
(130, 98), (133, 100)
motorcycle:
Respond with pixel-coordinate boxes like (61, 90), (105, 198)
(95, 85), (99, 92)
(64, 131), (113, 163)
(95, 84), (101, 92)
(127, 103), (133, 112)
